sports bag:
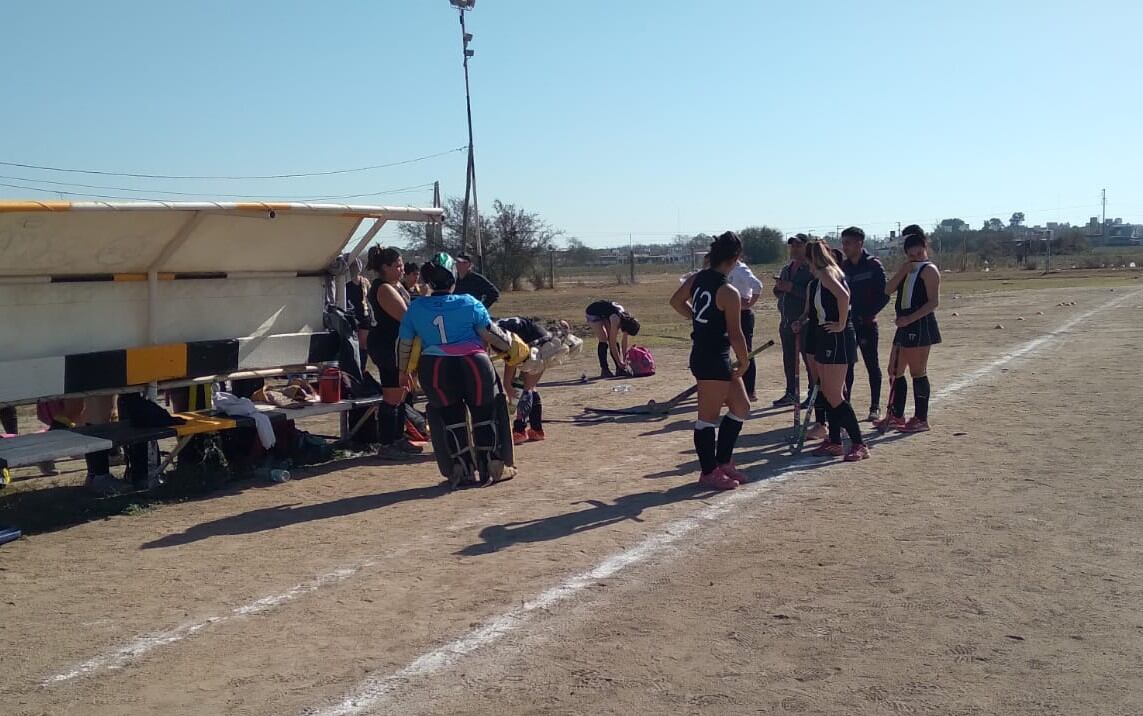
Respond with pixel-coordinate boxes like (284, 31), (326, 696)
(626, 345), (656, 377)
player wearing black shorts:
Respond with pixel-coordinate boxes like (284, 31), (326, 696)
(497, 316), (551, 445)
(670, 231), (752, 491)
(366, 246), (422, 460)
(803, 240), (868, 462)
(881, 225), (942, 433)
(584, 300), (640, 378)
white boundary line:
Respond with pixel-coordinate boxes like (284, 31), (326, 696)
(45, 510), (501, 685)
(308, 290), (1140, 716)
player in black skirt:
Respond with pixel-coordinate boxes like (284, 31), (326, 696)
(669, 231), (752, 490)
(804, 240), (869, 461)
(366, 247), (422, 460)
(793, 275), (829, 441)
(881, 225), (942, 432)
(584, 300), (640, 378)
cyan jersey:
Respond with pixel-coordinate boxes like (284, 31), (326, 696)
(399, 293), (490, 356)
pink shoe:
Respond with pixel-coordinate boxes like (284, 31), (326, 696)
(718, 461), (749, 484)
(874, 414), (907, 433)
(844, 444), (870, 462)
(811, 440), (843, 457)
(698, 468), (738, 491)
(898, 417), (931, 433)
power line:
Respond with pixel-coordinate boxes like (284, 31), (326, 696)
(0, 174), (435, 201)
(0, 146), (466, 181)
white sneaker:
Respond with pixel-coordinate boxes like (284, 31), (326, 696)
(867, 408), (882, 422)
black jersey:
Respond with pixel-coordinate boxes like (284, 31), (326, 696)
(690, 268), (730, 352)
(367, 282), (403, 347)
(497, 317), (549, 345)
(585, 300), (623, 320)
(896, 261), (934, 316)
(813, 273), (851, 325)
(346, 281), (369, 328)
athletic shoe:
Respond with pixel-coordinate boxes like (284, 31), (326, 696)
(394, 438), (424, 454)
(405, 422), (428, 443)
(772, 393), (795, 407)
(844, 444), (871, 462)
(867, 408), (881, 423)
(526, 428), (546, 442)
(600, 367), (615, 379)
(805, 423), (828, 441)
(484, 459), (517, 484)
(811, 440), (844, 457)
(719, 461), (749, 484)
(874, 414), (907, 432)
(85, 473), (128, 496)
(377, 444), (412, 461)
(698, 469), (738, 491)
(898, 417), (931, 433)
(748, 393), (758, 403)
(800, 394), (814, 410)
(512, 431), (528, 446)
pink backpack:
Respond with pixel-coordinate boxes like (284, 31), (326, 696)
(626, 345), (656, 377)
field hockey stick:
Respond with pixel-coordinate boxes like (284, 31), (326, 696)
(877, 344), (900, 433)
(659, 339), (775, 409)
(791, 381), (820, 454)
(792, 328), (803, 426)
(584, 340), (776, 417)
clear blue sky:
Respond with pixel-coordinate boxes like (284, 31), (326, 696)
(2, 1), (1139, 248)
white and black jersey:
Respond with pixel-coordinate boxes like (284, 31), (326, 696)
(812, 274), (858, 366)
(893, 261), (942, 348)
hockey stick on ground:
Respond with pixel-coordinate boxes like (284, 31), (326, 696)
(584, 340), (776, 416)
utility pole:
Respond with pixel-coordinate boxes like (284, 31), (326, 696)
(452, 1), (482, 271)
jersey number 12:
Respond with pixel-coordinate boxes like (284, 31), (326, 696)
(692, 289), (713, 324)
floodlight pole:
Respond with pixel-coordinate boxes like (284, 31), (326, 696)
(456, 5), (483, 272)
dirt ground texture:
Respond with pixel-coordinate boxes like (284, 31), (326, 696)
(2, 277), (1142, 715)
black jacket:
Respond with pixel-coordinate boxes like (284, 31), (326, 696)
(841, 249), (889, 324)
(455, 270), (501, 308)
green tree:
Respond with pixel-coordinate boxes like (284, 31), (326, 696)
(1009, 212), (1025, 229)
(738, 226), (784, 265)
(398, 197), (561, 290)
(563, 236), (595, 265)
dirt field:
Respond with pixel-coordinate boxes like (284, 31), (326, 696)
(2, 277), (1142, 715)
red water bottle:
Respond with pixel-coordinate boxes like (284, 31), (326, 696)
(318, 367), (341, 403)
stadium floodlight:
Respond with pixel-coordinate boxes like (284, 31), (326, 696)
(449, 0), (475, 9)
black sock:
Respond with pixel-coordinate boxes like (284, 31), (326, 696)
(693, 424), (717, 474)
(597, 342), (610, 373)
(827, 401), (842, 444)
(892, 376), (908, 418)
(913, 376), (931, 421)
(85, 450), (111, 477)
(378, 402), (400, 446)
(815, 389), (829, 428)
(716, 414), (744, 465)
(529, 391), (543, 431)
(837, 401), (864, 445)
